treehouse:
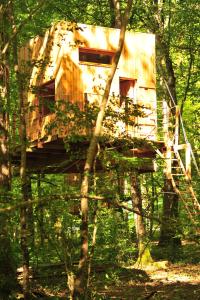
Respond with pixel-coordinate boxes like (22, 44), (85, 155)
(17, 22), (160, 173)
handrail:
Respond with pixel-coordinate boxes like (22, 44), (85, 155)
(163, 79), (200, 175)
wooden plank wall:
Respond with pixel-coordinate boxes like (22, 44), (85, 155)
(19, 22), (157, 143)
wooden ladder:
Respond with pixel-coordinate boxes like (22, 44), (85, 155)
(159, 100), (200, 224)
(170, 143), (200, 224)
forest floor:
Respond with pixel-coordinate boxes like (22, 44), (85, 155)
(92, 262), (200, 299)
(18, 241), (200, 299)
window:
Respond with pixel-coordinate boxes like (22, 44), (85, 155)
(37, 79), (55, 116)
(119, 79), (136, 132)
(119, 78), (135, 105)
(79, 48), (114, 65)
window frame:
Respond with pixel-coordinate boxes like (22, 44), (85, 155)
(79, 47), (114, 66)
(36, 79), (55, 117)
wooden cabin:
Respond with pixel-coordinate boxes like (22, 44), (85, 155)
(17, 22), (159, 173)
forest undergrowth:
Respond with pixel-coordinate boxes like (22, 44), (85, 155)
(15, 240), (200, 300)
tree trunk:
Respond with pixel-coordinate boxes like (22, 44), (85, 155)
(0, 124), (17, 298)
(18, 70), (30, 300)
(159, 178), (181, 247)
(139, 1), (182, 248)
(87, 201), (98, 289)
(73, 1), (133, 298)
(26, 175), (34, 248)
(110, 0), (122, 28)
(157, 91), (181, 248)
(0, 1), (47, 296)
(12, 18), (30, 297)
(19, 65), (31, 300)
(37, 173), (45, 246)
(0, 2), (17, 297)
(149, 173), (156, 238)
(130, 172), (154, 267)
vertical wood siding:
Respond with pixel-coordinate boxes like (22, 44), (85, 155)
(19, 22), (156, 142)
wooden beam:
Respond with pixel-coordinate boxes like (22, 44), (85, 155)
(163, 100), (172, 179)
(174, 106), (180, 146)
(185, 143), (191, 180)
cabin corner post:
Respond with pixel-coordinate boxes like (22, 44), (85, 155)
(163, 99), (172, 179)
(185, 143), (191, 180)
(174, 105), (180, 147)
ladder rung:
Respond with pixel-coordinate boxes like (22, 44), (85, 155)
(179, 192), (191, 195)
(161, 192), (177, 194)
(160, 158), (178, 160)
(171, 167), (182, 169)
(178, 191), (191, 194)
(172, 174), (184, 176)
(185, 212), (200, 215)
(180, 198), (194, 202)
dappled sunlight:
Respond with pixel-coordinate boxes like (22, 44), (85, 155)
(75, 24), (119, 51)
(150, 265), (200, 284)
(1, 164), (9, 176)
(135, 33), (156, 88)
(94, 263), (200, 299)
(0, 142), (7, 154)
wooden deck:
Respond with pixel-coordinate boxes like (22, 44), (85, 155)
(12, 136), (165, 174)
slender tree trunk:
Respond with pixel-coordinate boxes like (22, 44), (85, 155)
(159, 178), (180, 247)
(0, 2), (17, 297)
(19, 69), (31, 300)
(12, 16), (30, 297)
(87, 201), (98, 289)
(159, 38), (182, 248)
(0, 120), (16, 298)
(110, 0), (122, 28)
(117, 169), (125, 198)
(25, 175), (34, 248)
(0, 1), (48, 295)
(157, 85), (181, 248)
(73, 1), (133, 298)
(154, 36), (181, 248)
(37, 173), (45, 246)
(130, 172), (154, 267)
(149, 173), (155, 238)
(140, 1), (181, 247)
(61, 229), (76, 300)
(18, 75), (30, 300)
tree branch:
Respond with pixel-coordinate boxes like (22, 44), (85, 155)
(0, 193), (161, 224)
(2, 0), (46, 55)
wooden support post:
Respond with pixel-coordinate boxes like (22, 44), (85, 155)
(185, 143), (191, 180)
(84, 93), (88, 110)
(125, 96), (129, 134)
(163, 100), (171, 179)
(163, 100), (169, 140)
(174, 106), (180, 146)
(84, 93), (89, 136)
